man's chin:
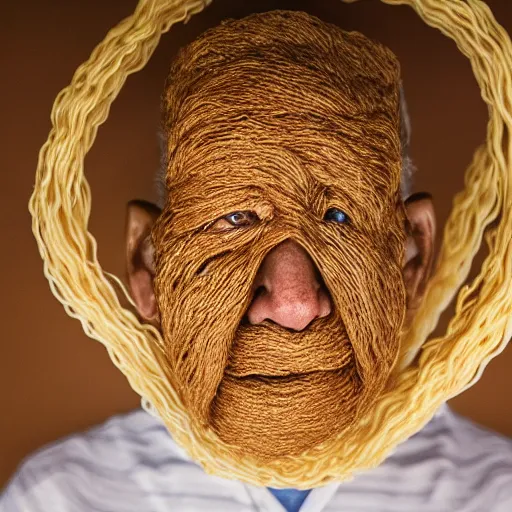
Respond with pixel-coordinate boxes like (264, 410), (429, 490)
(209, 368), (361, 461)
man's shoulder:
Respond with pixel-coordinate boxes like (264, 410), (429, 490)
(9, 407), (192, 474)
(391, 404), (512, 474)
(358, 405), (512, 511)
(0, 408), (197, 512)
(431, 404), (512, 455)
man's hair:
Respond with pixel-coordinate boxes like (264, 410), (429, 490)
(399, 86), (415, 199)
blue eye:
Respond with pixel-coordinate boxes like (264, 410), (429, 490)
(209, 210), (260, 232)
(324, 207), (349, 224)
(224, 211), (258, 227)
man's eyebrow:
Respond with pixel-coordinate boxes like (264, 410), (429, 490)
(170, 185), (270, 216)
(188, 183), (269, 204)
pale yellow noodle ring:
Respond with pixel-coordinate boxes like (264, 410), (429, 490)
(29, 0), (512, 488)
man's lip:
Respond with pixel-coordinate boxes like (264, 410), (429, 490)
(224, 371), (304, 380)
(224, 362), (349, 379)
(221, 367), (356, 385)
(224, 369), (321, 380)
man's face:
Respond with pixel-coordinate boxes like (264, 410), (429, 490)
(126, 12), (435, 462)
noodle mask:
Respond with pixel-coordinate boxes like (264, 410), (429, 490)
(149, 10), (410, 461)
(30, 0), (512, 489)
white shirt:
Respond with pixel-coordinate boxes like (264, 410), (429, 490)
(2, 405), (512, 512)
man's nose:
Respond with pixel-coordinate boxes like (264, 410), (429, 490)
(246, 239), (332, 331)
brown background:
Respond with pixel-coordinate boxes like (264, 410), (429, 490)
(2, 0), (512, 489)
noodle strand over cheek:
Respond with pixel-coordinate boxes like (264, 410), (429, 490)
(153, 11), (407, 460)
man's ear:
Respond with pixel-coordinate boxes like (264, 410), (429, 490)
(125, 200), (161, 326)
(402, 192), (436, 317)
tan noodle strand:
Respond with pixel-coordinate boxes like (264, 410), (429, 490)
(29, 0), (512, 489)
(154, 12), (406, 461)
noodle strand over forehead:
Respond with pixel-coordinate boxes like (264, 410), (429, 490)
(154, 10), (407, 460)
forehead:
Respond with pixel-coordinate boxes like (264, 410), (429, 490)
(162, 23), (402, 214)
(167, 105), (402, 214)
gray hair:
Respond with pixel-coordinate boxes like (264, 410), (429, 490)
(155, 85), (415, 205)
(399, 84), (415, 199)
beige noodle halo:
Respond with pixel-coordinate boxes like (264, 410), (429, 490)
(29, 0), (512, 489)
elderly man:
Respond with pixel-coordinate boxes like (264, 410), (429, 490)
(2, 9), (512, 512)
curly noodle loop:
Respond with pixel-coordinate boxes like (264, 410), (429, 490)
(29, 0), (512, 488)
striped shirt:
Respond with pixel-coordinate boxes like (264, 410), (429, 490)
(2, 405), (512, 511)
